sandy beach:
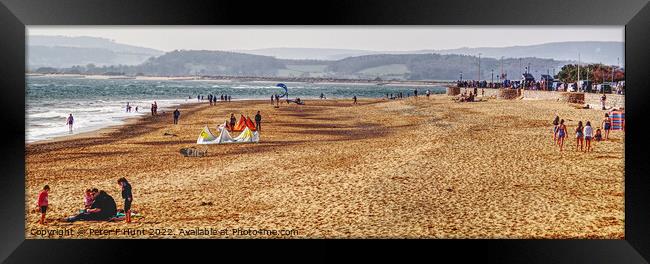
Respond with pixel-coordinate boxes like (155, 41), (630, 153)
(25, 95), (624, 239)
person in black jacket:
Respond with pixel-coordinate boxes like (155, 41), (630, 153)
(118, 177), (133, 223)
(254, 111), (262, 132)
(66, 190), (117, 222)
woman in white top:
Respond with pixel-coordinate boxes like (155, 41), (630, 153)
(583, 121), (593, 152)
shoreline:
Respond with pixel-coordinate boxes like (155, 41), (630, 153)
(26, 101), (207, 146)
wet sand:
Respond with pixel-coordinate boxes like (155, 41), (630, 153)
(25, 95), (624, 238)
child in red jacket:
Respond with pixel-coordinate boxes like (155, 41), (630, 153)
(37, 185), (50, 224)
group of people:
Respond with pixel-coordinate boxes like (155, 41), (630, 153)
(36, 177), (134, 224)
(552, 113), (613, 152)
(228, 111), (263, 131)
(204, 94), (232, 105)
(150, 101), (158, 116)
(125, 102), (138, 113)
(386, 89), (431, 100)
(271, 94), (281, 107)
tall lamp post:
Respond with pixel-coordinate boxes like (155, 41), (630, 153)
(491, 69), (494, 84)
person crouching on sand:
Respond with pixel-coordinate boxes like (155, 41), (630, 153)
(37, 185), (50, 224)
(84, 188), (95, 209)
(575, 121), (584, 151)
(118, 177), (133, 223)
(555, 119), (567, 151)
(584, 121), (594, 152)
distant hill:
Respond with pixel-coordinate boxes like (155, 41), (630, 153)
(46, 49), (568, 81)
(28, 35), (165, 69)
(429, 41), (624, 66)
(134, 50), (285, 76)
(234, 47), (378, 61)
(237, 41), (624, 66)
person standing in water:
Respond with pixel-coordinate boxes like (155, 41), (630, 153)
(117, 177), (133, 223)
(173, 108), (180, 124)
(66, 114), (74, 133)
(255, 111), (262, 131)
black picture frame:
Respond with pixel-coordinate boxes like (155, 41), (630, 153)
(1, 0), (649, 262)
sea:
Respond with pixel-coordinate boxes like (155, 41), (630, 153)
(26, 76), (447, 143)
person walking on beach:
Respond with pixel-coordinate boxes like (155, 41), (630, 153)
(230, 113), (237, 129)
(173, 108), (180, 124)
(555, 119), (567, 151)
(353, 96), (358, 104)
(255, 111), (262, 131)
(37, 185), (50, 225)
(66, 114), (74, 133)
(197, 95), (201, 102)
(414, 89), (418, 97)
(482, 89), (485, 97)
(271, 94), (275, 105)
(575, 121), (584, 151)
(601, 94), (607, 110)
(552, 116), (560, 143)
(151, 104), (155, 116)
(117, 177), (133, 223)
(228, 95), (231, 102)
(426, 90), (430, 99)
(135, 106), (138, 112)
(602, 113), (612, 140)
(584, 121), (594, 152)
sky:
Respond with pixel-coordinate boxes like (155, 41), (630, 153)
(27, 26), (624, 52)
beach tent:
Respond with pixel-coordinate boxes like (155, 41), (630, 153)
(610, 111), (625, 131)
(197, 122), (235, 144)
(232, 127), (259, 142)
(197, 122), (259, 144)
(245, 116), (257, 131)
(231, 115), (248, 132)
(229, 115), (256, 132)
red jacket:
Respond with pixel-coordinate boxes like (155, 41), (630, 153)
(38, 191), (48, 207)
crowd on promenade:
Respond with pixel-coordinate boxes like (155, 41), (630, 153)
(457, 79), (625, 94)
